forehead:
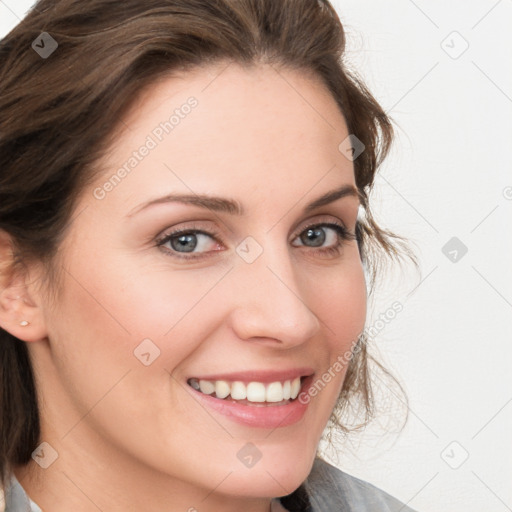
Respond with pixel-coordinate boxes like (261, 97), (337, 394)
(88, 62), (355, 214)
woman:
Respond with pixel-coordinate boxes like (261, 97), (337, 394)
(0, 0), (418, 510)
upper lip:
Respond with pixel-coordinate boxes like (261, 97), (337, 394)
(187, 367), (314, 384)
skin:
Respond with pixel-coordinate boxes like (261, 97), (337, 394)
(0, 62), (367, 511)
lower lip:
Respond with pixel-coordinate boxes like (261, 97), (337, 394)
(186, 375), (314, 429)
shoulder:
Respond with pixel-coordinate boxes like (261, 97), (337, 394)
(300, 457), (418, 512)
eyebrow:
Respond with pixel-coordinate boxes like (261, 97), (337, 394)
(126, 183), (360, 218)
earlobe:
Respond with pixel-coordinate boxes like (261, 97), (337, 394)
(0, 231), (48, 343)
(0, 286), (48, 342)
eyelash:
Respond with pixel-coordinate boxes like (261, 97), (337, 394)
(155, 220), (358, 261)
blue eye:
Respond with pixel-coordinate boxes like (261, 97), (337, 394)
(159, 229), (221, 256)
(294, 222), (356, 253)
(156, 221), (357, 261)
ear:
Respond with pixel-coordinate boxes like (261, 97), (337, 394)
(0, 229), (48, 343)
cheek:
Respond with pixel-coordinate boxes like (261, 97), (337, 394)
(313, 255), (367, 346)
(59, 249), (231, 353)
(307, 255), (367, 392)
(44, 260), (220, 468)
(44, 256), (235, 449)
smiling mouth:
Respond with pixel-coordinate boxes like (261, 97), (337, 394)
(186, 376), (307, 406)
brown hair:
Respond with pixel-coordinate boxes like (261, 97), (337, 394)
(0, 0), (418, 501)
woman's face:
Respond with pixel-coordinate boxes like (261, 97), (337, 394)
(25, 63), (366, 509)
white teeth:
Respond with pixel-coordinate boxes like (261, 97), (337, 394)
(215, 380), (231, 399)
(190, 377), (303, 403)
(230, 381), (247, 400)
(246, 382), (266, 402)
(290, 377), (301, 400)
(282, 380), (291, 400)
(198, 379), (215, 395)
(266, 381), (283, 402)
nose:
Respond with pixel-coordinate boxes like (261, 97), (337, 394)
(226, 242), (321, 348)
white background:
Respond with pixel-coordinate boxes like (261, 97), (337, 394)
(1, 1), (511, 511)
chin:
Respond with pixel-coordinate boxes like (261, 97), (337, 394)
(220, 454), (313, 498)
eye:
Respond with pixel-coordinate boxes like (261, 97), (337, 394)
(291, 221), (357, 257)
(155, 220), (357, 260)
(156, 226), (223, 259)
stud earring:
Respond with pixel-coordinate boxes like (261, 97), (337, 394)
(19, 320), (29, 326)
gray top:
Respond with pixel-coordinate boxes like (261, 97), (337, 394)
(3, 457), (417, 511)
(301, 457), (418, 511)
(3, 474), (42, 512)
